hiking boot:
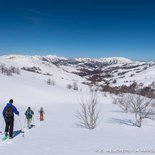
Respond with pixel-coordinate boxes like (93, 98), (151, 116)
(9, 136), (13, 139)
(5, 132), (8, 137)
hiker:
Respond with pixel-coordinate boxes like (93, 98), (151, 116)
(25, 107), (34, 129)
(2, 99), (19, 139)
(39, 107), (45, 121)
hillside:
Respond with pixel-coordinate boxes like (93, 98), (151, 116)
(0, 54), (155, 155)
(1, 55), (155, 88)
(1, 54), (155, 98)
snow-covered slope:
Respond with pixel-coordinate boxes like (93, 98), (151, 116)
(96, 62), (155, 87)
(1, 54), (155, 88)
(0, 54), (155, 155)
(0, 55), (86, 87)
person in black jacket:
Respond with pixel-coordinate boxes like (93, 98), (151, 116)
(2, 99), (19, 139)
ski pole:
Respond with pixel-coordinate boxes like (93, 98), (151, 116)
(24, 117), (27, 128)
(32, 116), (35, 127)
(18, 116), (25, 137)
(18, 116), (22, 130)
(0, 119), (4, 135)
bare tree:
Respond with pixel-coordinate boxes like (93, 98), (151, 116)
(0, 64), (20, 76)
(0, 64), (6, 74)
(73, 81), (78, 91)
(47, 78), (56, 86)
(116, 94), (131, 112)
(10, 66), (20, 74)
(67, 84), (72, 89)
(10, 66), (17, 73)
(6, 69), (12, 76)
(51, 79), (56, 86)
(47, 78), (52, 85)
(116, 93), (155, 127)
(103, 91), (107, 97)
(76, 91), (100, 129)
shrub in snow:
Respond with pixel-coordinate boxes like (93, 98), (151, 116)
(47, 78), (51, 85)
(51, 79), (56, 86)
(73, 81), (78, 91)
(10, 66), (20, 74)
(116, 94), (130, 112)
(0, 64), (20, 76)
(116, 93), (155, 127)
(22, 66), (41, 74)
(112, 79), (117, 83)
(103, 92), (107, 97)
(67, 84), (72, 89)
(47, 78), (56, 86)
(76, 91), (99, 129)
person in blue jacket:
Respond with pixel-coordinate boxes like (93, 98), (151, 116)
(2, 99), (19, 139)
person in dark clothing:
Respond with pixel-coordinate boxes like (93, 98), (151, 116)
(25, 107), (34, 129)
(2, 99), (19, 139)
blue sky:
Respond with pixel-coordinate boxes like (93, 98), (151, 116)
(0, 0), (155, 60)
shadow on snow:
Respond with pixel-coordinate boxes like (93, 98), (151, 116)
(109, 118), (134, 126)
(13, 124), (35, 138)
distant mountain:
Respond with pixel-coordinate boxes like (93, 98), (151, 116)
(74, 57), (133, 64)
(0, 54), (155, 90)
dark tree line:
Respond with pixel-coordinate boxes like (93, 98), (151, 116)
(101, 81), (155, 99)
(0, 64), (20, 76)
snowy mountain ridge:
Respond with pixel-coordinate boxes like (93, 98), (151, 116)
(74, 57), (133, 64)
(0, 54), (133, 64)
(0, 54), (155, 88)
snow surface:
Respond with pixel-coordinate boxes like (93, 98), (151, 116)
(0, 55), (155, 155)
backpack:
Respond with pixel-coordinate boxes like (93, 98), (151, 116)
(26, 110), (32, 119)
(5, 106), (13, 118)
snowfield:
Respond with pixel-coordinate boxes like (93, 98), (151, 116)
(0, 55), (155, 155)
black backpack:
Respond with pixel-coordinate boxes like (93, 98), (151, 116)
(5, 106), (13, 118)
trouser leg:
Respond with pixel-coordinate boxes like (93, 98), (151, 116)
(40, 114), (43, 121)
(27, 119), (32, 128)
(5, 121), (9, 132)
(29, 119), (32, 127)
(5, 120), (9, 135)
(9, 119), (14, 138)
(27, 119), (29, 128)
